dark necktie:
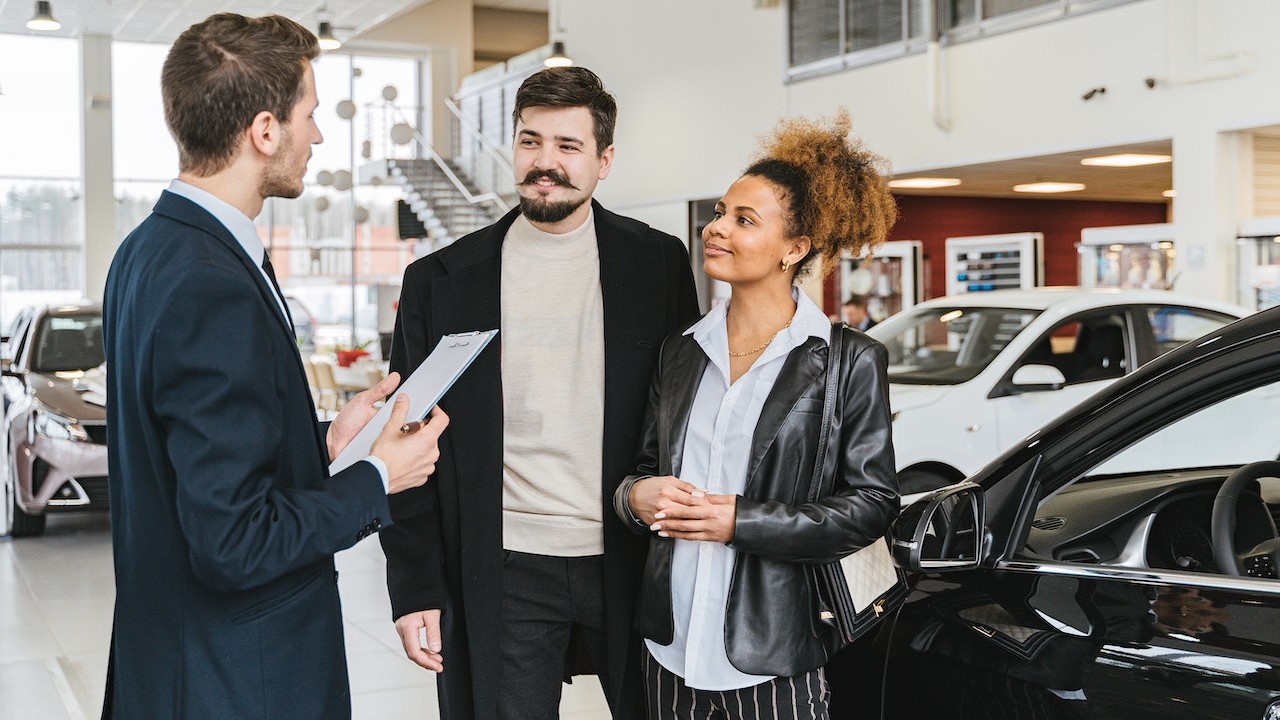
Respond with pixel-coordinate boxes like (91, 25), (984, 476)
(261, 255), (294, 327)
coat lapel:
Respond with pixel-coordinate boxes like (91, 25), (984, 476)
(743, 339), (826, 491)
(658, 339), (707, 479)
(432, 219), (509, 532)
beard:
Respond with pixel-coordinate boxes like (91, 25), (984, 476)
(517, 169), (586, 223)
(518, 193), (588, 224)
(259, 126), (305, 199)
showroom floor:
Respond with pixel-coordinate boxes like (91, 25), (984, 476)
(2, 514), (609, 719)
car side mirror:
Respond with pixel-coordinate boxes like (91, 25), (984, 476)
(1009, 364), (1066, 393)
(892, 481), (986, 572)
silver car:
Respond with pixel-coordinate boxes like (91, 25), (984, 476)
(1, 302), (107, 537)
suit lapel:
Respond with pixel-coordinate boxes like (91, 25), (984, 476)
(153, 191), (323, 461)
(743, 339), (826, 492)
(153, 192), (295, 345)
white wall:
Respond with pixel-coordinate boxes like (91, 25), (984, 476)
(559, 0), (1280, 303)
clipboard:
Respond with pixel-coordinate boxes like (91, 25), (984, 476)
(328, 329), (498, 475)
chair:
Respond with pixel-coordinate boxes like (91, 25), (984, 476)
(310, 359), (344, 417)
(302, 359), (321, 408)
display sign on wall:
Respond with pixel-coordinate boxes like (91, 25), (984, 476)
(1237, 217), (1280, 310)
(839, 240), (923, 322)
(944, 232), (1044, 296)
(1078, 223), (1176, 291)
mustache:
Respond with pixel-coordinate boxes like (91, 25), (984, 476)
(520, 170), (579, 191)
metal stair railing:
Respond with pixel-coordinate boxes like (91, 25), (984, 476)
(380, 105), (508, 246)
(444, 96), (516, 203)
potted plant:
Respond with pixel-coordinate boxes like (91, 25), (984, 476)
(334, 340), (373, 367)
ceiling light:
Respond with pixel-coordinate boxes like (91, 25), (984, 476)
(888, 177), (962, 189)
(1162, 189), (1177, 198)
(317, 21), (341, 51)
(1080, 153), (1172, 167)
(1013, 182), (1086, 194)
(544, 41), (573, 68)
(27, 1), (61, 31)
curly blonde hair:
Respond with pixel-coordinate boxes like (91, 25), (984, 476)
(745, 109), (897, 278)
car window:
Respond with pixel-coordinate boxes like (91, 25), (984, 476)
(1148, 306), (1236, 358)
(33, 314), (105, 373)
(1015, 312), (1129, 386)
(873, 307), (1039, 385)
(1030, 376), (1280, 575)
(1090, 382), (1280, 477)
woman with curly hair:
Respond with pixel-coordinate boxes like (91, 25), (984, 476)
(614, 110), (900, 719)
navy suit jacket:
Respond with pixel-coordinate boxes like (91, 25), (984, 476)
(102, 190), (390, 719)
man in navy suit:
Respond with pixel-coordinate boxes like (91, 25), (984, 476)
(101, 13), (448, 720)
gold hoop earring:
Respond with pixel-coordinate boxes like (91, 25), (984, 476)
(781, 259), (791, 272)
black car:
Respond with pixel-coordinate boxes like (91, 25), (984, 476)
(832, 304), (1280, 719)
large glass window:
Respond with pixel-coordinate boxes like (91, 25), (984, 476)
(0, 36), (84, 327)
(789, 0), (1138, 78)
(264, 52), (422, 358)
(113, 42), (179, 241)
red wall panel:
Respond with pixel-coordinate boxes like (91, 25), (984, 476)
(824, 195), (1169, 312)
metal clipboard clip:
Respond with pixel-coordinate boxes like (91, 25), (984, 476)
(447, 331), (484, 347)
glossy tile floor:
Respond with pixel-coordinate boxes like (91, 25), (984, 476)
(1, 514), (609, 719)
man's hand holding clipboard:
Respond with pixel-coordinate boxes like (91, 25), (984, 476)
(324, 373), (449, 495)
(327, 329), (498, 489)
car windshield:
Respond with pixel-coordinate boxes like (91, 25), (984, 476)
(33, 313), (104, 373)
(872, 306), (1040, 385)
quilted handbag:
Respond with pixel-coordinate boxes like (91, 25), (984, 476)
(806, 323), (909, 646)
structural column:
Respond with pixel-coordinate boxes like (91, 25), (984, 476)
(1171, 127), (1251, 302)
(80, 34), (115, 302)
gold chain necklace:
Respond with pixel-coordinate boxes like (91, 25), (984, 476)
(728, 317), (793, 357)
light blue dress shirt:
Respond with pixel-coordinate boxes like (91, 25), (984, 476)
(646, 287), (831, 690)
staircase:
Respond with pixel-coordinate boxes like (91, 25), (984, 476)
(385, 158), (505, 245)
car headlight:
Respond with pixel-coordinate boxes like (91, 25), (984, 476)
(33, 409), (89, 442)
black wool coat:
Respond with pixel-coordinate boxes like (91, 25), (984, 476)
(380, 201), (700, 720)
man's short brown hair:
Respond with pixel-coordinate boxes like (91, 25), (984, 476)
(512, 66), (617, 156)
(162, 13), (319, 176)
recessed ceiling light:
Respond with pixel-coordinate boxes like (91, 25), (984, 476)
(1080, 153), (1172, 167)
(887, 177), (962, 189)
(1013, 182), (1086, 194)
(1162, 189), (1177, 198)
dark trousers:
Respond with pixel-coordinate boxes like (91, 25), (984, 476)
(642, 646), (829, 720)
(498, 551), (611, 720)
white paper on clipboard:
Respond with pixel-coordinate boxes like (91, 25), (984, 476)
(328, 329), (497, 475)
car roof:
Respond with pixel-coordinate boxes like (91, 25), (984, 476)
(905, 287), (1247, 316)
(35, 301), (102, 317)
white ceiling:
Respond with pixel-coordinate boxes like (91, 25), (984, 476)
(0, 0), (432, 44)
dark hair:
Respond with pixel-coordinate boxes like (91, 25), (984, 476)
(844, 294), (868, 308)
(162, 13), (319, 176)
(512, 66), (617, 155)
(745, 109), (898, 279)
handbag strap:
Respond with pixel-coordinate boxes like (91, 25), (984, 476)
(807, 322), (844, 503)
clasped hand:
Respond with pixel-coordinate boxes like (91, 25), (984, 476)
(629, 475), (736, 544)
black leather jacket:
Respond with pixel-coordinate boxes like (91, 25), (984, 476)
(614, 324), (898, 678)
